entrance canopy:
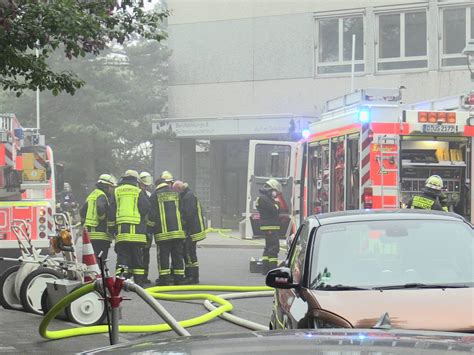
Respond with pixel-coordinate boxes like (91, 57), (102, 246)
(152, 114), (312, 140)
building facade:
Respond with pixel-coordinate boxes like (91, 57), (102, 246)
(154, 0), (473, 228)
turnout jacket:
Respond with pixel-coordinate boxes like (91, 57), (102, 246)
(406, 188), (445, 211)
(81, 185), (112, 241)
(148, 184), (186, 241)
(179, 187), (207, 242)
(109, 177), (150, 243)
(256, 189), (280, 232)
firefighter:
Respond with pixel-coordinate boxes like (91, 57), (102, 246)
(109, 170), (150, 286)
(173, 180), (206, 284)
(406, 175), (448, 211)
(81, 174), (116, 260)
(148, 171), (186, 286)
(256, 178), (282, 275)
(139, 171), (155, 284)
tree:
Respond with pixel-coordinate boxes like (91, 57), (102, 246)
(0, 40), (170, 200)
(0, 0), (168, 96)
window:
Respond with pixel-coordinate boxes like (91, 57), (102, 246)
(317, 16), (364, 74)
(289, 223), (310, 285)
(310, 220), (473, 289)
(254, 144), (291, 178)
(377, 11), (428, 71)
(441, 7), (474, 67)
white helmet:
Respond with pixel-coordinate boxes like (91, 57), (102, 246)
(265, 178), (282, 193)
(123, 169), (139, 180)
(139, 171), (153, 186)
(98, 174), (116, 186)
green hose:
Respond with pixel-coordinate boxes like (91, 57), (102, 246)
(39, 282), (273, 340)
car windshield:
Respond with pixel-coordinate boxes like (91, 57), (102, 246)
(310, 219), (474, 289)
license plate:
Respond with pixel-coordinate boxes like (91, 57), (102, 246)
(421, 124), (459, 133)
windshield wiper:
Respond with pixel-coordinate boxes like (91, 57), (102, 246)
(373, 283), (470, 290)
(314, 284), (370, 291)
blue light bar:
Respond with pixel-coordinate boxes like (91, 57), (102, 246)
(358, 109), (370, 123)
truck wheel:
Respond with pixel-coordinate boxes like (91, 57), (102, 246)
(20, 267), (62, 315)
(0, 265), (23, 310)
(66, 285), (106, 326)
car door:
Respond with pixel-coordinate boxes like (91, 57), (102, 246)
(275, 222), (310, 329)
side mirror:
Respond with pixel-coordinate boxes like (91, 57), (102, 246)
(265, 267), (299, 289)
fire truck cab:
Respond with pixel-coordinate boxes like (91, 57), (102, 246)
(0, 113), (57, 263)
(244, 88), (474, 238)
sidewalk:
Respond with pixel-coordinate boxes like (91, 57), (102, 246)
(189, 230), (287, 250)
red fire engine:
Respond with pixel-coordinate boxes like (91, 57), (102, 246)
(0, 113), (57, 262)
(244, 88), (474, 238)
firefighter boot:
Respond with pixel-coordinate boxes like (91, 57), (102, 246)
(174, 275), (187, 285)
(185, 267), (199, 284)
(134, 274), (145, 287)
(156, 275), (173, 286)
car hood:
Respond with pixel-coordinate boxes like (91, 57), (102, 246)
(312, 288), (474, 332)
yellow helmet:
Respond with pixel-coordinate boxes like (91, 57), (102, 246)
(425, 175), (443, 191)
(160, 170), (174, 183)
(139, 171), (153, 186)
(98, 174), (116, 186)
(265, 178), (282, 193)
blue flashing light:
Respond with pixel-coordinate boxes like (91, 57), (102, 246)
(358, 109), (370, 123)
(302, 129), (311, 139)
(358, 334), (367, 340)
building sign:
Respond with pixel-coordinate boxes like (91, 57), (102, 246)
(152, 116), (310, 138)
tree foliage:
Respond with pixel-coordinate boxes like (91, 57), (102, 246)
(0, 0), (168, 96)
(0, 40), (170, 199)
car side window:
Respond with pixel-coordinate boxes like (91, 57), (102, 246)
(289, 223), (309, 284)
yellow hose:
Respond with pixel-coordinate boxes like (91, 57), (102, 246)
(39, 283), (273, 340)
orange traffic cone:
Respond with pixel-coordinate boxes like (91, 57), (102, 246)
(82, 229), (101, 282)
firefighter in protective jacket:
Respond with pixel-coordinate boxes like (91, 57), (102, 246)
(109, 170), (150, 286)
(148, 171), (186, 285)
(173, 180), (206, 284)
(139, 171), (154, 284)
(81, 174), (116, 260)
(256, 178), (282, 275)
(407, 175), (448, 211)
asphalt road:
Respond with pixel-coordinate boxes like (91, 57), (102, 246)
(0, 244), (275, 353)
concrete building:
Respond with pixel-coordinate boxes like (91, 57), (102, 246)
(153, 0), (473, 228)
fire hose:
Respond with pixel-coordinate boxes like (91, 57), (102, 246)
(39, 282), (273, 340)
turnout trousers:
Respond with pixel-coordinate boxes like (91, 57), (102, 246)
(115, 241), (146, 284)
(184, 236), (199, 283)
(157, 239), (185, 285)
(262, 231), (279, 274)
(142, 233), (159, 279)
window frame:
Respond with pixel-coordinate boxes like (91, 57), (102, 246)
(375, 9), (429, 73)
(439, 5), (473, 69)
(314, 12), (366, 77)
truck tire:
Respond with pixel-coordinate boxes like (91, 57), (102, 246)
(0, 265), (23, 310)
(20, 267), (62, 315)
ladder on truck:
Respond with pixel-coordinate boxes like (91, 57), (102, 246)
(376, 135), (400, 209)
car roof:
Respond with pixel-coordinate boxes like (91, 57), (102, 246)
(306, 209), (468, 226)
(83, 329), (474, 354)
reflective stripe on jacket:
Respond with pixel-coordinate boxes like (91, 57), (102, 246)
(179, 187), (207, 242)
(115, 184), (141, 224)
(84, 189), (108, 227)
(148, 184), (185, 241)
(256, 191), (280, 232)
